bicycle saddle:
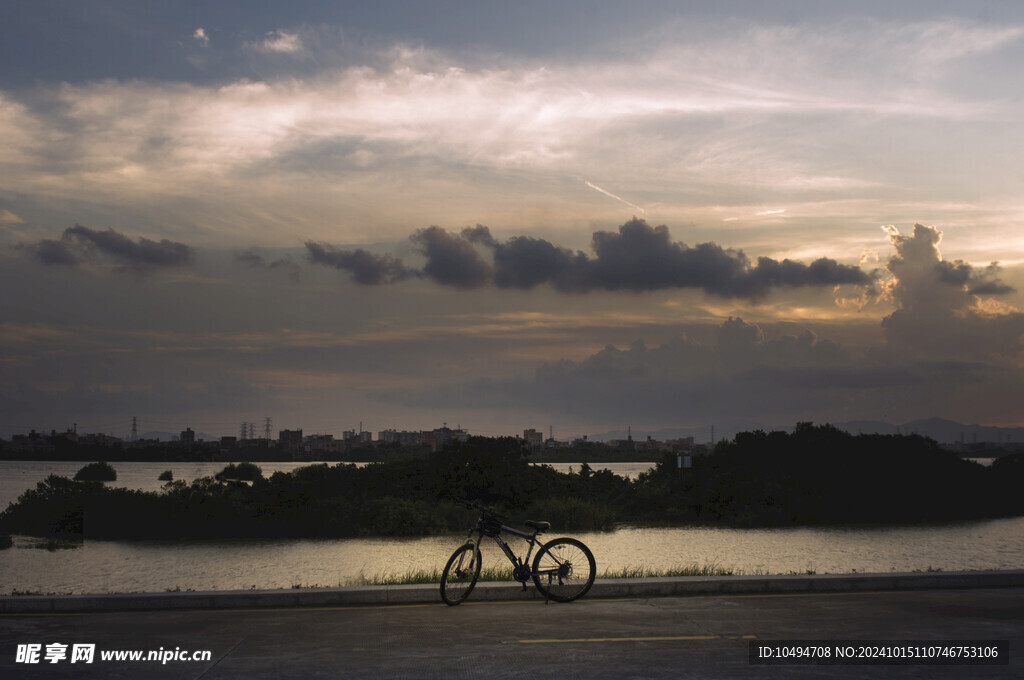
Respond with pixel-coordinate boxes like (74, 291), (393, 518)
(524, 520), (550, 532)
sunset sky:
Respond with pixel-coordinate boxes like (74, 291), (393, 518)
(2, 1), (1023, 440)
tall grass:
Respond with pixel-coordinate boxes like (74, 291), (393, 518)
(600, 562), (734, 578)
(343, 565), (515, 586)
(337, 562), (734, 587)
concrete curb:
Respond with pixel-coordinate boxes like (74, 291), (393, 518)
(3, 570), (1023, 614)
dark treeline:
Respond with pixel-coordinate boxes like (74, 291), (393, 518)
(2, 425), (1023, 541)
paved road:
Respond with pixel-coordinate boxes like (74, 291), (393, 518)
(2, 588), (1021, 679)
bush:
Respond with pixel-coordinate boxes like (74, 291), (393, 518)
(216, 462), (262, 481)
(73, 462), (117, 482)
(356, 496), (449, 536)
(525, 497), (616, 531)
(158, 470), (173, 482)
(0, 475), (101, 536)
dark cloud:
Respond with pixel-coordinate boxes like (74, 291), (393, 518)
(64, 224), (192, 268)
(31, 225), (193, 271)
(493, 235), (586, 290)
(34, 239), (79, 266)
(460, 224), (498, 248)
(371, 315), (875, 426)
(411, 226), (492, 289)
(411, 219), (872, 297)
(235, 249), (302, 281)
(312, 219), (871, 297)
(937, 259), (1015, 296)
(305, 242), (408, 285)
(583, 219), (871, 296)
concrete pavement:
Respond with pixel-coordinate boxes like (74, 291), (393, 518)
(2, 585), (1022, 679)
(2, 570), (1023, 613)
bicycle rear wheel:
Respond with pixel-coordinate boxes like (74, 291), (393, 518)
(532, 537), (595, 602)
(440, 543), (481, 606)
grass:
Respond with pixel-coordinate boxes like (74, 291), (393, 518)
(600, 563), (735, 578)
(25, 538), (82, 551)
(328, 562), (735, 587)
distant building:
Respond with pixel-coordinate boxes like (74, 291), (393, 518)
(665, 437), (695, 452)
(180, 428), (195, 445)
(523, 429), (544, 451)
(279, 429), (303, 454)
(9, 430), (55, 455)
(424, 425), (468, 451)
(379, 429), (425, 446)
(79, 433), (122, 447)
(304, 433), (337, 456)
(635, 436), (667, 452)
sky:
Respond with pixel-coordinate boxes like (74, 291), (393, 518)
(2, 0), (1024, 441)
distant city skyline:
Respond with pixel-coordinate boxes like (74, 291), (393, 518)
(2, 1), (1023, 440)
(8, 414), (1024, 449)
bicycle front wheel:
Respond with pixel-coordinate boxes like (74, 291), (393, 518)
(440, 543), (481, 606)
(532, 537), (595, 602)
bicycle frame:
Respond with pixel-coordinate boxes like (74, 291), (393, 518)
(462, 517), (568, 581)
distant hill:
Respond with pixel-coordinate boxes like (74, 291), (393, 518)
(589, 418), (1024, 446)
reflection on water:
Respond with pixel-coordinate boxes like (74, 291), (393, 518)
(2, 461), (1022, 595)
(3, 517), (1023, 595)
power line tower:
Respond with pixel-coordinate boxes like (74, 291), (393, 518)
(130, 416), (138, 442)
(263, 416), (273, 441)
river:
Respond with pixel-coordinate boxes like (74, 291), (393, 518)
(1, 460), (1021, 595)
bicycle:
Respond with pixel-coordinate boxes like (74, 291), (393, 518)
(440, 499), (596, 606)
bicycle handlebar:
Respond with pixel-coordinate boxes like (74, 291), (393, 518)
(456, 498), (505, 520)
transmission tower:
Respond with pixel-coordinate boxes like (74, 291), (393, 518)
(130, 416), (138, 442)
(263, 416), (273, 441)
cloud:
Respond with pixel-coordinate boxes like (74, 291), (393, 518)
(0, 209), (24, 223)
(30, 225), (193, 271)
(936, 260), (1016, 296)
(880, 224), (1024, 361)
(585, 219), (870, 296)
(308, 219), (871, 298)
(436, 219), (872, 297)
(372, 315), (872, 427)
(247, 30), (304, 55)
(235, 249), (302, 281)
(410, 226), (493, 289)
(34, 239), (79, 266)
(485, 232), (588, 291)
(371, 223), (1024, 428)
(304, 241), (409, 285)
(5, 17), (1021, 220)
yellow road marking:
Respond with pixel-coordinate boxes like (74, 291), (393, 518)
(516, 634), (756, 644)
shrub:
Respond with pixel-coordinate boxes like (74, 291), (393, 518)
(158, 470), (173, 482)
(216, 462), (262, 481)
(73, 462), (117, 482)
(526, 497), (616, 531)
